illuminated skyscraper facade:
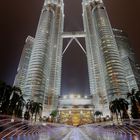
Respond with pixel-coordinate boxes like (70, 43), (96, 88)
(14, 0), (140, 117)
(82, 0), (128, 112)
(14, 36), (34, 97)
(113, 29), (140, 91)
(24, 0), (64, 113)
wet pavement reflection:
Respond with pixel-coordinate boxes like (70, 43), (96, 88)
(25, 125), (140, 140)
(0, 115), (140, 140)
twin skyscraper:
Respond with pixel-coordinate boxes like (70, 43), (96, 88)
(14, 0), (140, 116)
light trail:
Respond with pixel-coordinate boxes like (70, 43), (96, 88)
(0, 115), (140, 140)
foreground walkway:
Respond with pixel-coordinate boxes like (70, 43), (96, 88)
(60, 128), (92, 140)
(0, 115), (140, 140)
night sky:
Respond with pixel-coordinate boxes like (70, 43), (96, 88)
(0, 0), (140, 95)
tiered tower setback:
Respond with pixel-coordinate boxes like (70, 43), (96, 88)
(14, 36), (34, 98)
(14, 0), (139, 117)
(24, 0), (64, 113)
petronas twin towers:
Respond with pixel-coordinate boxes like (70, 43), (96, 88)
(15, 0), (129, 114)
(24, 0), (64, 111)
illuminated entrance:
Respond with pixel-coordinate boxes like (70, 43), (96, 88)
(72, 111), (81, 126)
(58, 95), (94, 126)
(59, 108), (93, 126)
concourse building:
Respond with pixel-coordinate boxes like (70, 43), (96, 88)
(58, 95), (94, 126)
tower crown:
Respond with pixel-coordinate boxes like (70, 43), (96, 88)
(82, 0), (103, 5)
(44, 0), (63, 5)
(95, 0), (103, 3)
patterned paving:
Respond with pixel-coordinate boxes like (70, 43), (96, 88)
(0, 115), (140, 140)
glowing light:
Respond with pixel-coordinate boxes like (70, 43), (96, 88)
(63, 95), (67, 99)
(69, 94), (74, 99)
(11, 119), (14, 122)
(42, 123), (46, 126)
(77, 95), (81, 98)
(84, 96), (88, 99)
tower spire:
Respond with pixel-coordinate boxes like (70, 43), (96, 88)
(94, 0), (103, 3)
(44, 0), (62, 5)
(14, 0), (132, 118)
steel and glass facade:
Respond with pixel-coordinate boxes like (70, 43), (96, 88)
(82, 0), (108, 112)
(14, 36), (34, 99)
(82, 0), (128, 113)
(113, 29), (140, 91)
(24, 0), (64, 114)
(94, 2), (128, 101)
(14, 0), (140, 116)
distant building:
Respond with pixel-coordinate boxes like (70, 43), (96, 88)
(14, 36), (34, 100)
(113, 29), (140, 91)
(23, 0), (64, 114)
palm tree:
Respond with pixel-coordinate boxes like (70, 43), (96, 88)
(127, 88), (136, 102)
(94, 111), (103, 117)
(109, 98), (129, 121)
(24, 111), (30, 120)
(8, 86), (22, 115)
(0, 80), (6, 104)
(135, 90), (140, 105)
(50, 110), (58, 121)
(30, 102), (43, 122)
(0, 85), (13, 114)
(127, 88), (140, 119)
(24, 99), (33, 120)
(15, 95), (26, 118)
(50, 110), (58, 123)
(25, 99), (32, 111)
(109, 98), (121, 121)
(50, 110), (58, 117)
(94, 111), (103, 122)
(34, 102), (42, 122)
(118, 98), (129, 119)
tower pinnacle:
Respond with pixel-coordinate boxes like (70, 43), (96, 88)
(14, 0), (133, 117)
(44, 0), (62, 5)
(95, 0), (103, 3)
